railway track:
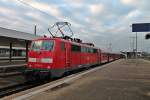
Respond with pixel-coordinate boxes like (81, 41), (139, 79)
(0, 67), (90, 98)
(0, 82), (32, 98)
(0, 79), (52, 98)
(0, 71), (22, 77)
(0, 64), (26, 77)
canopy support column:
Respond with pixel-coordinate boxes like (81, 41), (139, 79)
(9, 42), (12, 62)
(26, 41), (29, 62)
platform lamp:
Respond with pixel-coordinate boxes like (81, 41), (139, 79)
(34, 25), (37, 36)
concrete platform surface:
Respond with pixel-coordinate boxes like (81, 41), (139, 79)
(4, 59), (150, 100)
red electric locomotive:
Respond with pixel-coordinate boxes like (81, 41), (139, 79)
(25, 22), (120, 80)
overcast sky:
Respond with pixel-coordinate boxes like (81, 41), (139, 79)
(0, 0), (150, 53)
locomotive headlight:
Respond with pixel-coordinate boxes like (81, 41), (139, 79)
(28, 58), (36, 62)
(41, 58), (53, 63)
(47, 66), (51, 69)
(29, 64), (32, 67)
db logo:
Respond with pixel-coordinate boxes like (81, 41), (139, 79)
(37, 51), (41, 55)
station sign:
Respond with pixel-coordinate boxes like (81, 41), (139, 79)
(132, 23), (150, 32)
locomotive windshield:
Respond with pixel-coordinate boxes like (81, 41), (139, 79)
(31, 40), (54, 51)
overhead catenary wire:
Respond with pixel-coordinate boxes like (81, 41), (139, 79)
(15, 0), (53, 18)
(15, 0), (60, 36)
(15, 0), (74, 38)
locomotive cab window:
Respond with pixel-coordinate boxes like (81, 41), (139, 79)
(31, 40), (54, 51)
(93, 49), (98, 53)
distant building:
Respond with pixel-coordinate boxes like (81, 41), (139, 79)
(121, 51), (149, 59)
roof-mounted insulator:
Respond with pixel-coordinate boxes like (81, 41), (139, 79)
(73, 38), (82, 43)
(82, 43), (94, 46)
(63, 36), (73, 41)
(44, 35), (47, 38)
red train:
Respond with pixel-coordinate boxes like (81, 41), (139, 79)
(26, 37), (120, 79)
(25, 22), (121, 80)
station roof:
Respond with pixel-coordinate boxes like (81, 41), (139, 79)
(0, 27), (41, 41)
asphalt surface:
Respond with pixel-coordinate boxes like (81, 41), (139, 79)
(27, 59), (150, 100)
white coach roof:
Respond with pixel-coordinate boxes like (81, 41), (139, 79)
(0, 27), (41, 40)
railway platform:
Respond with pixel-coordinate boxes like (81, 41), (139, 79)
(0, 61), (26, 67)
(0, 60), (26, 77)
(3, 59), (150, 100)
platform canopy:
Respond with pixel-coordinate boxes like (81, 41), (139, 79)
(0, 27), (41, 62)
(0, 27), (40, 41)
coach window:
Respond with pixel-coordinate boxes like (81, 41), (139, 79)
(93, 49), (98, 53)
(88, 48), (93, 53)
(86, 48), (88, 53)
(71, 45), (81, 52)
(61, 42), (65, 51)
(87, 48), (89, 53)
(81, 47), (84, 52)
(90, 48), (94, 53)
(81, 47), (86, 52)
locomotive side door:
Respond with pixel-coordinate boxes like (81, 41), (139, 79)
(58, 42), (66, 68)
(60, 42), (71, 69)
(65, 42), (71, 68)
